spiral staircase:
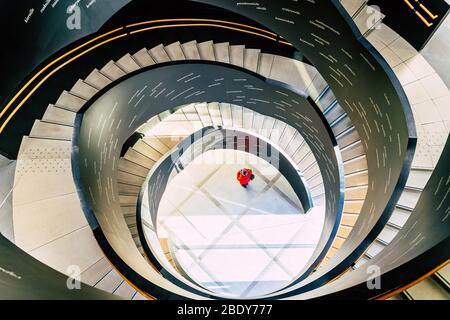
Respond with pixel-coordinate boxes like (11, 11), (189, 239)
(0, 0), (449, 300)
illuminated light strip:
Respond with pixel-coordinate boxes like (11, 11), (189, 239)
(403, 0), (414, 10)
(126, 18), (278, 37)
(129, 23), (281, 43)
(0, 34), (127, 134)
(0, 27), (124, 122)
(373, 259), (450, 300)
(419, 3), (438, 20)
(0, 22), (292, 133)
(415, 10), (433, 27)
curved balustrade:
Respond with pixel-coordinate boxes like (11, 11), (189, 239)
(193, 0), (417, 296)
(74, 61), (343, 299)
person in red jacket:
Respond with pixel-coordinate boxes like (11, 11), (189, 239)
(237, 168), (255, 188)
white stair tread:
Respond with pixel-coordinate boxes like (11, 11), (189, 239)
(243, 48), (260, 72)
(230, 104), (243, 128)
(149, 44), (171, 63)
(406, 169), (432, 189)
(207, 102), (223, 126)
(30, 120), (73, 140)
(165, 41), (186, 61)
(181, 40), (201, 60)
(197, 41), (216, 61)
(116, 53), (141, 73)
(80, 258), (114, 286)
(124, 149), (156, 169)
(257, 53), (274, 77)
(230, 45), (245, 67)
(142, 136), (171, 154)
(42, 105), (76, 126)
(70, 79), (98, 100)
(55, 90), (86, 112)
(100, 60), (127, 80)
(133, 140), (164, 162)
(214, 42), (230, 63)
(84, 69), (112, 90)
(133, 48), (156, 67)
(270, 55), (318, 93)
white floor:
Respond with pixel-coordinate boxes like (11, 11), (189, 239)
(156, 150), (325, 298)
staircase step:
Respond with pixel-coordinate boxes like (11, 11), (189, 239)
(219, 103), (233, 127)
(278, 125), (297, 150)
(118, 158), (150, 178)
(114, 281), (137, 300)
(70, 79), (98, 100)
(340, 0), (367, 17)
(331, 115), (353, 136)
(337, 225), (352, 238)
(195, 103), (214, 126)
(366, 241), (385, 258)
(336, 127), (360, 149)
(307, 174), (323, 189)
(80, 258), (113, 287)
(142, 136), (171, 155)
(214, 42), (230, 63)
(341, 140), (365, 162)
(118, 183), (141, 195)
(242, 108), (254, 130)
(304, 164), (320, 181)
(345, 170), (369, 187)
(343, 155), (368, 174)
(84, 69), (112, 90)
(197, 41), (216, 61)
(117, 170), (146, 186)
(42, 105), (76, 126)
(406, 168), (433, 189)
(316, 88), (336, 112)
(269, 55), (317, 93)
(116, 53), (141, 73)
(124, 149), (156, 169)
(345, 185), (368, 201)
(389, 207), (412, 229)
(307, 74), (328, 101)
(181, 40), (201, 60)
(95, 270), (124, 294)
(119, 195), (139, 206)
(252, 113), (265, 135)
(270, 120), (288, 145)
(397, 188), (421, 210)
(133, 140), (164, 162)
(324, 103), (345, 124)
(29, 120), (73, 141)
(207, 102), (223, 126)
(257, 53), (275, 77)
(377, 225), (399, 244)
(55, 90), (86, 112)
(230, 45), (245, 67)
(149, 44), (171, 63)
(133, 48), (156, 67)
(100, 60), (127, 80)
(343, 200), (364, 214)
(243, 48), (260, 72)
(406, 277), (450, 300)
(341, 213), (358, 227)
(165, 41), (186, 61)
(353, 3), (385, 35)
(231, 105), (243, 128)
